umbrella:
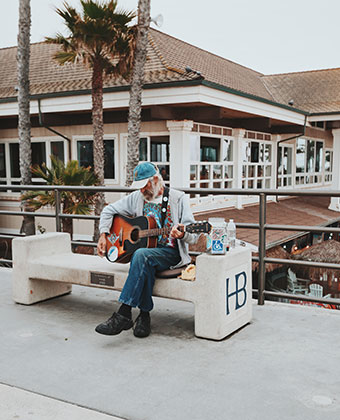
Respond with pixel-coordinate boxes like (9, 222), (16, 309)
(252, 245), (290, 273)
(291, 239), (340, 280)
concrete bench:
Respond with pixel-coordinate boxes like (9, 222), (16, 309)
(12, 232), (253, 340)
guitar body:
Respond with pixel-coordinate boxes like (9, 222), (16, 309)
(106, 214), (158, 263)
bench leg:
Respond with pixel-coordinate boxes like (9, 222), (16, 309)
(193, 250), (252, 340)
(12, 275), (72, 305)
(12, 232), (72, 305)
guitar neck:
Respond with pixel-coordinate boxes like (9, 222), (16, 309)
(139, 226), (172, 239)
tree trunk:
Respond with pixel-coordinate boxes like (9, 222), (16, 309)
(126, 0), (151, 186)
(61, 198), (73, 238)
(18, 0), (35, 235)
(92, 60), (105, 242)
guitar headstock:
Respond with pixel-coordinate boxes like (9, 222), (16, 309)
(186, 221), (212, 234)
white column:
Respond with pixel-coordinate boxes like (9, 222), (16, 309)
(167, 120), (194, 188)
(329, 128), (340, 211)
(233, 129), (246, 209)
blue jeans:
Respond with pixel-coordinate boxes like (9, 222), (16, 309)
(119, 246), (181, 312)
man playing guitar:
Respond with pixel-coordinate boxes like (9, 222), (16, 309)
(96, 162), (199, 338)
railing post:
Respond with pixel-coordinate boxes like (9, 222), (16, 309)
(55, 189), (61, 232)
(258, 193), (266, 305)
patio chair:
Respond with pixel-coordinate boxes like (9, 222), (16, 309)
(287, 268), (309, 294)
(308, 283), (331, 298)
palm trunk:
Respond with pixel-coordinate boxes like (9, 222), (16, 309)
(126, 0), (151, 186)
(18, 0), (35, 235)
(92, 60), (105, 242)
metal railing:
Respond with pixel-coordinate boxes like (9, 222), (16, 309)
(1, 184), (340, 307)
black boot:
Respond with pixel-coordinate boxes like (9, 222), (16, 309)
(95, 312), (133, 336)
(133, 311), (151, 338)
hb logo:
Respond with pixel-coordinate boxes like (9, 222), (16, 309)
(226, 271), (247, 315)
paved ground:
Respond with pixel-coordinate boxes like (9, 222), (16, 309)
(1, 267), (340, 420)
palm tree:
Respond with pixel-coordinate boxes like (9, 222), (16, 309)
(46, 0), (136, 240)
(22, 157), (99, 237)
(17, 0), (35, 235)
(126, 0), (151, 186)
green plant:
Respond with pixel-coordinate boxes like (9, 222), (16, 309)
(22, 156), (99, 236)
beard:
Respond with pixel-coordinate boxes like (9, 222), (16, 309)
(142, 178), (163, 202)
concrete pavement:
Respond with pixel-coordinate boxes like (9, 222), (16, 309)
(1, 267), (340, 420)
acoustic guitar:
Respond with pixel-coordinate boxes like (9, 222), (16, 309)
(105, 214), (211, 263)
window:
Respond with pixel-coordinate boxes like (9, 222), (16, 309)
(295, 139), (323, 185)
(0, 139), (67, 187)
(189, 133), (234, 195)
(242, 140), (272, 189)
(325, 149), (333, 182)
(139, 136), (170, 182)
(278, 145), (293, 187)
(0, 144), (6, 178)
(200, 137), (220, 162)
(77, 139), (115, 179)
(296, 138), (305, 173)
(51, 141), (65, 162)
(31, 142), (46, 177)
(9, 143), (20, 178)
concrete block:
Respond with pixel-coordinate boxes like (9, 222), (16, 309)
(12, 233), (72, 305)
(194, 247), (252, 340)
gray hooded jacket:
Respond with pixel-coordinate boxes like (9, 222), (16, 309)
(99, 189), (199, 268)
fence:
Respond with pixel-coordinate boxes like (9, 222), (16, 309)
(1, 184), (340, 307)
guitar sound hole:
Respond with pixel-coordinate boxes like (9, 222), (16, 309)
(130, 228), (140, 243)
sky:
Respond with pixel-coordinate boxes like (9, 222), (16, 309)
(0, 0), (339, 75)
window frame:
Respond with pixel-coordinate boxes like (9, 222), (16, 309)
(74, 134), (118, 183)
(0, 137), (68, 188)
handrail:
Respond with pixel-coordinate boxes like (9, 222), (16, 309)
(1, 184), (340, 308)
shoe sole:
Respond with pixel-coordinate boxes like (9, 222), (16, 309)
(95, 321), (133, 336)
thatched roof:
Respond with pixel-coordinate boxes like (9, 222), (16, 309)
(292, 240), (340, 280)
(253, 246), (290, 273)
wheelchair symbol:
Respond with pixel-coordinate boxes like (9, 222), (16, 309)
(212, 240), (223, 252)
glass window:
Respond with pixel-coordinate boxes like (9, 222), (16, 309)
(325, 150), (333, 172)
(139, 138), (148, 161)
(77, 140), (93, 169)
(10, 143), (20, 178)
(222, 139), (233, 161)
(284, 147), (292, 174)
(32, 142), (46, 167)
(0, 144), (6, 177)
(77, 139), (115, 179)
(104, 140), (115, 179)
(200, 137), (219, 162)
(250, 142), (259, 163)
(315, 142), (323, 173)
(306, 140), (315, 173)
(190, 165), (198, 181)
(264, 144), (272, 163)
(51, 141), (65, 162)
(150, 136), (169, 162)
(296, 138), (306, 173)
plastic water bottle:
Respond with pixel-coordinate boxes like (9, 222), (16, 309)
(227, 219), (236, 249)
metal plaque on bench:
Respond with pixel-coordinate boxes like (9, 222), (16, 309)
(90, 272), (115, 287)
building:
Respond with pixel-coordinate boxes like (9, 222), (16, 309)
(0, 28), (340, 237)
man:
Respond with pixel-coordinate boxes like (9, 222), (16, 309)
(96, 162), (198, 338)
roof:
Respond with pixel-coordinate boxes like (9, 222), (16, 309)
(194, 196), (340, 249)
(262, 68), (340, 113)
(0, 28), (277, 103)
(0, 28), (339, 115)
